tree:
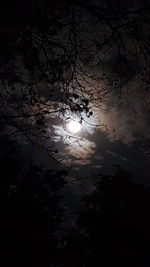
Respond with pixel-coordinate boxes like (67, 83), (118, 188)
(62, 167), (150, 267)
(0, 0), (149, 161)
(0, 136), (68, 267)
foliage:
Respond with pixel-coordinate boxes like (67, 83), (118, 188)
(62, 167), (150, 267)
(0, 137), (67, 266)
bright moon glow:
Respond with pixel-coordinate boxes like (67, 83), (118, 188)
(67, 120), (81, 134)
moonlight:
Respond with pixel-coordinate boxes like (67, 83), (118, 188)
(67, 121), (81, 134)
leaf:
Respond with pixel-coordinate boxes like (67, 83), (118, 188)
(82, 99), (89, 106)
(72, 93), (79, 99)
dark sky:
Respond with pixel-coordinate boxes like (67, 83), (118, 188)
(1, 0), (150, 230)
(16, 1), (150, 225)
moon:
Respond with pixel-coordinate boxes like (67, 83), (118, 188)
(67, 120), (81, 134)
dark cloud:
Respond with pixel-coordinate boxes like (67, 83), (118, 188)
(99, 81), (150, 144)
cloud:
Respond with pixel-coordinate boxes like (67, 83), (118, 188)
(52, 123), (96, 166)
(96, 81), (150, 144)
(106, 150), (129, 162)
(66, 138), (96, 159)
(73, 159), (92, 166)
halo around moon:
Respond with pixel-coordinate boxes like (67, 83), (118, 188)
(67, 120), (81, 134)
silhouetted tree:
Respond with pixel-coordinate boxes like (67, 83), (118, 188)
(0, 137), (68, 267)
(62, 167), (150, 267)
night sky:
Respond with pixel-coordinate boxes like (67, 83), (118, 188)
(1, 0), (150, 266)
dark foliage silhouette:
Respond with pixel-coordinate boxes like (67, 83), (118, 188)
(0, 138), (67, 267)
(62, 167), (150, 267)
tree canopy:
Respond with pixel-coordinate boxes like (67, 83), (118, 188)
(1, 135), (67, 266)
(62, 167), (150, 267)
